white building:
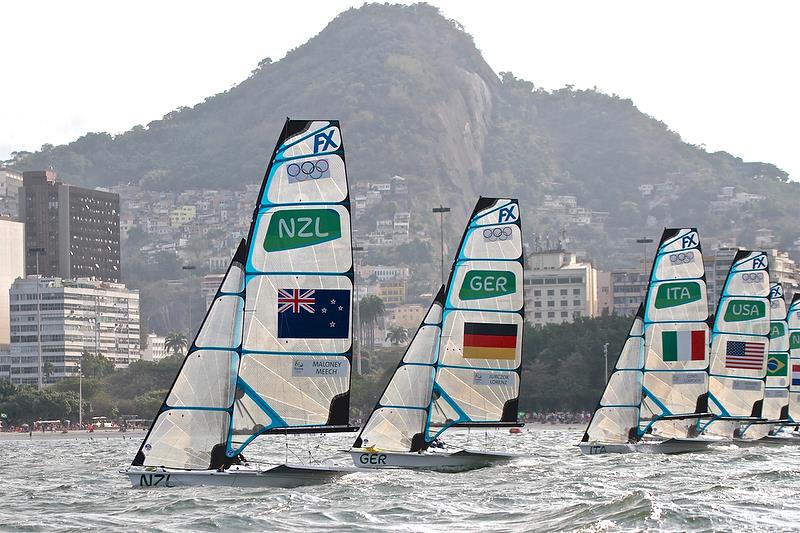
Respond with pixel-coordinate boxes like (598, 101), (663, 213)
(524, 250), (599, 326)
(0, 217), (25, 350)
(141, 333), (168, 361)
(8, 277), (140, 386)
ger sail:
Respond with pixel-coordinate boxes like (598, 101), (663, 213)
(699, 251), (769, 439)
(350, 197), (524, 470)
(125, 119), (357, 487)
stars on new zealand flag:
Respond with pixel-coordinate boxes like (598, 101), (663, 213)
(277, 288), (350, 339)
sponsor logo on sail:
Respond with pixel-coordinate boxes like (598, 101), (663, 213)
(313, 129), (338, 153)
(497, 204), (517, 223)
(654, 281), (702, 309)
(679, 231), (698, 249)
(473, 371), (512, 386)
(264, 209), (341, 252)
(482, 226), (513, 242)
(292, 358), (348, 377)
(459, 270), (516, 300)
(764, 389), (788, 398)
(732, 380), (762, 392)
(741, 272), (764, 283)
(672, 373), (705, 385)
(723, 300), (766, 322)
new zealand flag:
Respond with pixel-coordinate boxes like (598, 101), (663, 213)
(277, 288), (350, 339)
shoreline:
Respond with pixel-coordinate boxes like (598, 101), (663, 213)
(0, 429), (148, 441)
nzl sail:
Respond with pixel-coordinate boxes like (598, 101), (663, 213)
(133, 119), (355, 470)
(353, 197), (523, 452)
(702, 251), (770, 437)
(581, 305), (645, 444)
(761, 282), (791, 424)
(639, 228), (710, 439)
(788, 294), (800, 422)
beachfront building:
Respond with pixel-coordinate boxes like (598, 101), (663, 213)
(140, 333), (168, 362)
(524, 249), (599, 326)
(8, 277), (140, 387)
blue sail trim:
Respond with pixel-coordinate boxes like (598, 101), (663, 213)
(425, 382), (470, 441)
(226, 377), (288, 457)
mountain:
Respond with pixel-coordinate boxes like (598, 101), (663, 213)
(11, 2), (797, 263)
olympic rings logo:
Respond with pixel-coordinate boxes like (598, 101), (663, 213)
(483, 226), (513, 242)
(286, 159), (330, 182)
(741, 272), (764, 283)
(669, 251), (694, 264)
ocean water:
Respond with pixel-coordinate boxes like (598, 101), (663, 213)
(1, 427), (798, 532)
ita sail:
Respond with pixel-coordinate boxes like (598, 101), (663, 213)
(351, 197), (523, 470)
(700, 251), (770, 438)
(638, 228), (711, 441)
(126, 119), (357, 488)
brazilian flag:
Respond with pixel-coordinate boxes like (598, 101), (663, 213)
(767, 353), (788, 377)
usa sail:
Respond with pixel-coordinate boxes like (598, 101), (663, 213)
(580, 305), (645, 449)
(127, 119), (357, 487)
(351, 197), (523, 470)
(639, 228), (710, 440)
(702, 251), (769, 438)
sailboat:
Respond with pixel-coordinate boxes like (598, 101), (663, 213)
(744, 282), (799, 443)
(580, 228), (712, 454)
(124, 119), (359, 487)
(350, 197), (524, 470)
(699, 251), (770, 440)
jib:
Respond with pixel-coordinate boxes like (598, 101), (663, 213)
(359, 453), (387, 465)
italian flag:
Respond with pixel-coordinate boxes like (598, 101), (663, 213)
(662, 330), (705, 362)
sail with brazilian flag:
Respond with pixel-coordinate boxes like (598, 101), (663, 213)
(760, 282), (791, 425)
(787, 293), (800, 422)
(352, 197), (523, 461)
(701, 251), (770, 439)
(639, 228), (711, 440)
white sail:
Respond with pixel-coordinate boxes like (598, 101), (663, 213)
(133, 241), (246, 469)
(428, 198), (523, 440)
(703, 251), (769, 438)
(640, 228), (710, 440)
(581, 306), (644, 444)
(788, 294), (800, 422)
(133, 119), (355, 470)
(353, 197), (523, 452)
(352, 288), (444, 452)
(762, 282), (790, 423)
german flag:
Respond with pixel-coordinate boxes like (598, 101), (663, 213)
(463, 322), (518, 360)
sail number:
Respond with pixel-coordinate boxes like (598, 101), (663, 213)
(359, 453), (387, 465)
(587, 445), (607, 455)
(139, 473), (172, 487)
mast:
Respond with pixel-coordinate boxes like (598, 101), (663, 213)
(425, 197), (524, 442)
(638, 228), (710, 440)
(702, 251), (769, 437)
(581, 305), (645, 444)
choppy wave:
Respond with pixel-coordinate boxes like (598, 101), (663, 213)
(1, 427), (799, 532)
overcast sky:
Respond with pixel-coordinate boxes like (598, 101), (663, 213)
(2, 1), (798, 179)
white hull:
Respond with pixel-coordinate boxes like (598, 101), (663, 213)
(124, 463), (356, 488)
(757, 434), (800, 445)
(579, 438), (712, 455)
(350, 448), (516, 472)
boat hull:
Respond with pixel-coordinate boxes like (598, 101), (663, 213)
(756, 434), (800, 445)
(349, 448), (516, 472)
(579, 438), (712, 455)
(124, 463), (356, 488)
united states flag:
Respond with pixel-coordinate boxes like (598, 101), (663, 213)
(725, 340), (765, 370)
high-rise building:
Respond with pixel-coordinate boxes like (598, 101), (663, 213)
(524, 250), (598, 326)
(8, 277), (140, 386)
(0, 217), (25, 350)
(21, 170), (121, 282)
(0, 168), (23, 218)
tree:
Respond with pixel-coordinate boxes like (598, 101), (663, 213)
(164, 331), (188, 356)
(80, 351), (115, 379)
(42, 362), (55, 385)
(359, 295), (386, 354)
(385, 325), (409, 345)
